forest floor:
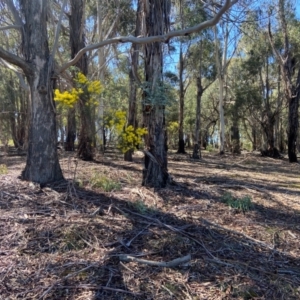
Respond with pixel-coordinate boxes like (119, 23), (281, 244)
(0, 148), (300, 300)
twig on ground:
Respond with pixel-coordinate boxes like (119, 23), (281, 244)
(119, 254), (191, 268)
(162, 284), (174, 296)
(120, 261), (135, 273)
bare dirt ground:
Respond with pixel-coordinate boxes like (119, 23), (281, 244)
(0, 149), (300, 300)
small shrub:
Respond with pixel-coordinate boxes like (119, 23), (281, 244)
(206, 144), (214, 152)
(0, 164), (8, 175)
(105, 110), (147, 153)
(54, 71), (102, 108)
(222, 192), (252, 212)
(131, 199), (158, 215)
(132, 200), (148, 214)
(242, 141), (252, 152)
(90, 173), (121, 192)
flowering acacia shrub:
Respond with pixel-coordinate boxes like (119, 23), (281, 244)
(54, 72), (102, 108)
(105, 110), (148, 153)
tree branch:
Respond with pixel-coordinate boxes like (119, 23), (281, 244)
(59, 0), (238, 74)
(268, 19), (284, 66)
(50, 0), (68, 60)
(0, 25), (21, 31)
(0, 58), (29, 90)
(0, 47), (32, 75)
(0, 0), (31, 75)
(4, 0), (24, 28)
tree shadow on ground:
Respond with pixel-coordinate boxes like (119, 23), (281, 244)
(93, 158), (143, 173)
(191, 175), (300, 198)
(1, 174), (300, 299)
(169, 159), (300, 179)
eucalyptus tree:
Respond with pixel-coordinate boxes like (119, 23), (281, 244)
(234, 9), (282, 156)
(69, 0), (97, 161)
(226, 57), (261, 154)
(173, 0), (191, 155)
(141, 0), (171, 187)
(7, 73), (29, 149)
(186, 37), (216, 159)
(0, 0), (64, 183)
(124, 0), (143, 161)
(0, 3), (29, 150)
(268, 0), (300, 162)
(0, 66), (29, 149)
(91, 0), (135, 151)
(214, 18), (228, 155)
(172, 0), (210, 155)
(0, 0), (237, 185)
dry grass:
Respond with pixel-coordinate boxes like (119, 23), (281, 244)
(0, 149), (300, 299)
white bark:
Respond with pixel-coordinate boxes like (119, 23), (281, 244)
(214, 14), (229, 154)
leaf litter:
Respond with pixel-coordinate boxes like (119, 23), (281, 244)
(0, 149), (300, 299)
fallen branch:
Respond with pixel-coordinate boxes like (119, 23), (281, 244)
(119, 254), (191, 268)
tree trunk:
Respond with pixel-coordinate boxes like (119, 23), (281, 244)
(65, 107), (76, 151)
(9, 77), (28, 149)
(177, 44), (185, 154)
(252, 127), (257, 151)
(143, 105), (168, 187)
(125, 0), (142, 161)
(69, 0), (93, 161)
(262, 118), (275, 154)
(268, 0), (299, 162)
(214, 21), (228, 155)
(142, 0), (170, 188)
(192, 75), (203, 159)
(58, 111), (65, 145)
(230, 122), (240, 154)
(20, 87), (29, 151)
(96, 0), (106, 152)
(274, 65), (281, 150)
(287, 95), (299, 162)
(285, 63), (300, 162)
(20, 0), (63, 184)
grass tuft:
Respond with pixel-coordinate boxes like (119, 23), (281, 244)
(222, 192), (253, 213)
(89, 173), (121, 192)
